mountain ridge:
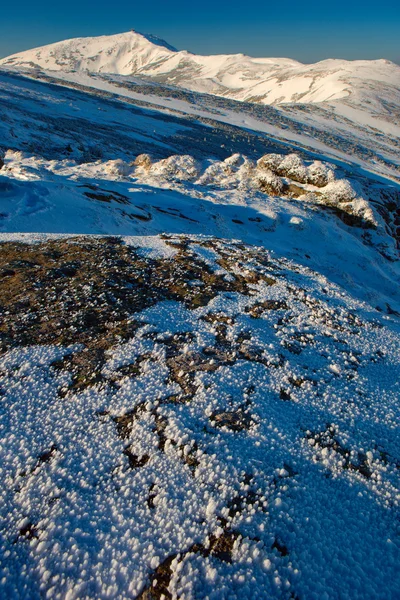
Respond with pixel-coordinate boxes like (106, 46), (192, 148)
(2, 30), (399, 108)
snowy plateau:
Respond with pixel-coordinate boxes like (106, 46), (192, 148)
(0, 29), (399, 600)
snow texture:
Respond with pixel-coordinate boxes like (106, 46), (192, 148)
(0, 235), (399, 600)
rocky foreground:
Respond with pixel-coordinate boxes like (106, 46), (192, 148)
(0, 235), (399, 599)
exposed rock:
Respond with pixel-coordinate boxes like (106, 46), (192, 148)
(123, 448), (150, 469)
(133, 153), (153, 171)
(210, 407), (253, 431)
(137, 531), (242, 598)
(246, 299), (288, 318)
(255, 169), (285, 196)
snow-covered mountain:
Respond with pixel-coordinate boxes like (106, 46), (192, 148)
(2, 30), (399, 112)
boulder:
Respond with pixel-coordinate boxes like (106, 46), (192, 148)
(133, 153), (152, 171)
(254, 169), (284, 196)
(307, 160), (335, 187)
(149, 155), (201, 182)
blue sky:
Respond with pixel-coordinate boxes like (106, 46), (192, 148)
(1, 0), (399, 63)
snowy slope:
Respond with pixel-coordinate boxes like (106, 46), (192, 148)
(1, 67), (399, 182)
(2, 30), (399, 113)
(0, 31), (177, 75)
(1, 146), (399, 314)
(0, 69), (399, 312)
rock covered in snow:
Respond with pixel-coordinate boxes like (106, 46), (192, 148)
(307, 160), (335, 187)
(256, 153), (308, 183)
(197, 154), (255, 189)
(312, 179), (377, 227)
(277, 154), (309, 183)
(253, 169), (285, 196)
(257, 153), (335, 187)
(321, 179), (358, 204)
(133, 153), (153, 171)
(148, 155), (201, 182)
(103, 159), (133, 178)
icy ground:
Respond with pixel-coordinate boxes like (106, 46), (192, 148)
(0, 235), (399, 600)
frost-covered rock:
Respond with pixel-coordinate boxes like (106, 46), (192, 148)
(133, 153), (153, 171)
(313, 179), (377, 227)
(257, 153), (308, 184)
(278, 153), (308, 183)
(196, 161), (224, 186)
(197, 154), (255, 189)
(322, 179), (358, 204)
(257, 154), (335, 188)
(5, 149), (27, 162)
(221, 153), (249, 173)
(103, 159), (133, 178)
(256, 153), (284, 172)
(254, 169), (285, 196)
(307, 160), (335, 187)
(254, 152), (378, 227)
(150, 155), (201, 182)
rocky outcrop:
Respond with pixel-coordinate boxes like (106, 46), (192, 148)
(256, 153), (335, 187)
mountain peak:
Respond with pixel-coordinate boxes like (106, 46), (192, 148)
(129, 30), (178, 52)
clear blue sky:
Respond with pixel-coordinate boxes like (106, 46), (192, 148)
(1, 0), (399, 64)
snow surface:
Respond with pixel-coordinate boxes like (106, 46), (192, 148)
(0, 234), (399, 599)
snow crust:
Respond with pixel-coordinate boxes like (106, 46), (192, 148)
(0, 235), (399, 599)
